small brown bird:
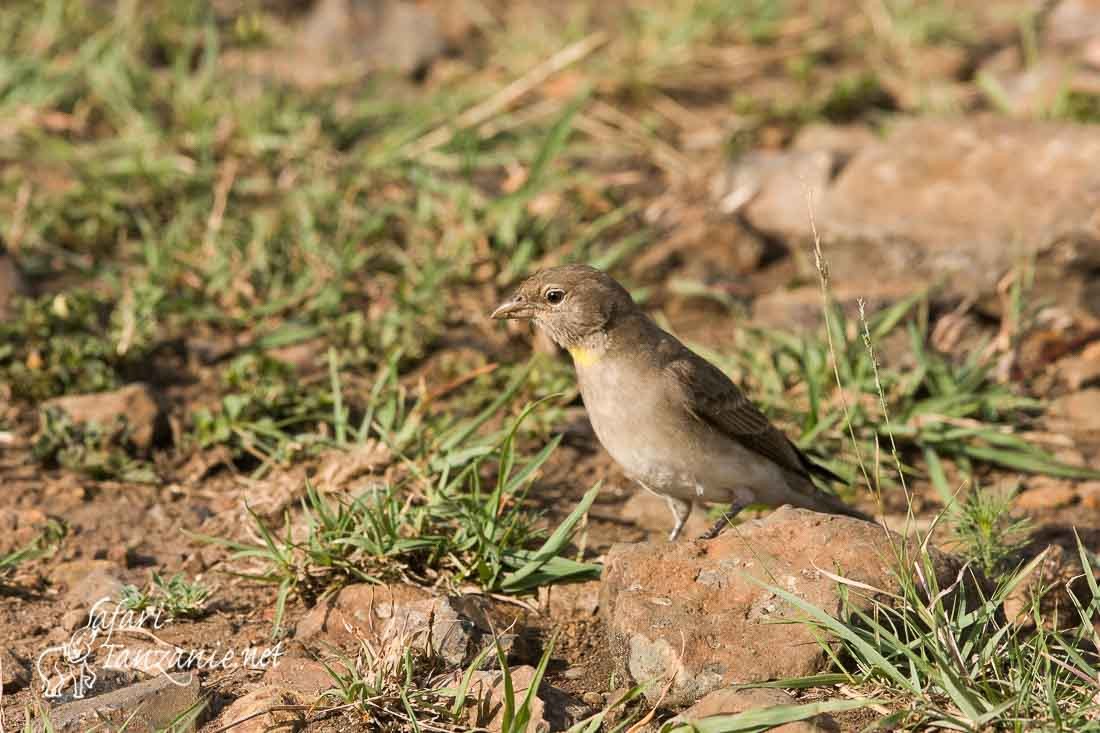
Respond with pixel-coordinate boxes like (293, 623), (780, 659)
(491, 264), (868, 540)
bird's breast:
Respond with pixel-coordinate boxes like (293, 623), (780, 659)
(576, 360), (696, 487)
(574, 358), (788, 501)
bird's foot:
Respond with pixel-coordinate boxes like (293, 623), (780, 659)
(697, 500), (747, 541)
(664, 495), (691, 542)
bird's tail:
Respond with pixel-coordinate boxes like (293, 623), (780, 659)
(810, 487), (874, 522)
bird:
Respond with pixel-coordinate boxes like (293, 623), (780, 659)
(491, 264), (870, 541)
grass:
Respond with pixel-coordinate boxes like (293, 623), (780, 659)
(319, 629), (648, 733)
(696, 292), (1100, 510)
(756, 536), (1100, 729)
(721, 201), (1100, 731)
(198, 385), (601, 633)
(33, 405), (157, 483)
(118, 571), (213, 619)
(0, 517), (66, 586)
(951, 483), (1033, 577)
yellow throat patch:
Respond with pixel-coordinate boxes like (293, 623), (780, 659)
(568, 346), (600, 367)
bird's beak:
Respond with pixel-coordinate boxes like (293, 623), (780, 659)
(490, 296), (534, 320)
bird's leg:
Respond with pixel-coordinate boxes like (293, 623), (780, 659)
(699, 499), (748, 540)
(665, 496), (692, 541)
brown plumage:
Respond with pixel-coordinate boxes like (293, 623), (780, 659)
(492, 265), (869, 540)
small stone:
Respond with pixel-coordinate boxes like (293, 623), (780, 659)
(295, 582), (430, 644)
(39, 673), (200, 732)
(1060, 341), (1100, 390)
(1052, 389), (1100, 434)
(1, 648), (30, 692)
(53, 560), (125, 612)
(475, 665), (585, 732)
(1016, 479), (1078, 511)
(582, 691), (604, 707)
(1079, 481), (1100, 509)
(542, 580), (600, 619)
(295, 583), (490, 666)
(216, 685), (305, 733)
(674, 687), (838, 732)
(262, 656), (333, 698)
(298, 0), (454, 77)
(379, 596), (478, 667)
(42, 383), (166, 453)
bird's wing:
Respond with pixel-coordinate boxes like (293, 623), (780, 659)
(664, 348), (811, 478)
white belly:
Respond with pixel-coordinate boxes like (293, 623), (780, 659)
(576, 361), (788, 504)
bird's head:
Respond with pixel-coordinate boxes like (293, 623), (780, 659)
(490, 265), (635, 350)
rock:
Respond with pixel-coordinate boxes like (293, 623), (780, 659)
(673, 687), (838, 732)
(380, 596), (478, 666)
(1045, 0), (1100, 51)
(1016, 478), (1078, 511)
(296, 582), (430, 643)
(1060, 341), (1100, 390)
(101, 642), (179, 678)
(216, 685), (306, 733)
(716, 149), (832, 231)
(791, 123), (877, 161)
(1079, 481), (1100, 509)
(732, 117), (1100, 312)
(42, 383), (166, 453)
(52, 560), (125, 615)
(262, 656), (333, 698)
(0, 243), (27, 317)
(979, 56), (1071, 117)
(462, 665), (586, 732)
(295, 583), (494, 666)
(38, 673), (201, 732)
(620, 490), (710, 540)
(749, 280), (917, 332)
(1, 648), (31, 692)
(600, 507), (973, 707)
(1051, 388), (1100, 434)
(299, 0), (452, 76)
(0, 508), (50, 555)
(541, 580), (600, 619)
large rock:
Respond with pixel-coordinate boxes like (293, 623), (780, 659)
(726, 117), (1100, 313)
(600, 507), (971, 707)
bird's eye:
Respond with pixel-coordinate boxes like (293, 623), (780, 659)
(545, 288), (565, 305)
